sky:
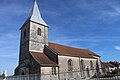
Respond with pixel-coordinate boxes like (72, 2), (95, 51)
(0, 0), (120, 75)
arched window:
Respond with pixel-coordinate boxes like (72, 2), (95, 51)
(37, 28), (41, 36)
(68, 59), (73, 71)
(80, 60), (85, 71)
(52, 67), (56, 75)
(96, 60), (100, 74)
(80, 59), (85, 77)
(90, 61), (94, 70)
(23, 29), (26, 38)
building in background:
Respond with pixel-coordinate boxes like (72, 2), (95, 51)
(15, 0), (102, 79)
(102, 61), (120, 74)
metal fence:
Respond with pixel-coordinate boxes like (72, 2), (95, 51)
(5, 68), (120, 80)
(90, 74), (120, 80)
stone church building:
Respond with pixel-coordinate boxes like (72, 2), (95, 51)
(15, 0), (102, 79)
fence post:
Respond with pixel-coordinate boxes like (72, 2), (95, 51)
(96, 72), (99, 80)
(58, 67), (60, 80)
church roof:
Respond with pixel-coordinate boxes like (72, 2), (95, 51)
(20, 0), (48, 29)
(30, 51), (58, 67)
(48, 42), (100, 58)
(28, 0), (48, 26)
(30, 42), (99, 67)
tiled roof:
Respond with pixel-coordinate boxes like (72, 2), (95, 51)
(48, 42), (100, 58)
(102, 62), (115, 68)
(30, 51), (58, 67)
(102, 62), (109, 67)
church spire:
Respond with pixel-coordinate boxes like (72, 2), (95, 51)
(29, 0), (48, 26)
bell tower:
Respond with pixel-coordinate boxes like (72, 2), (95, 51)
(15, 0), (48, 75)
(18, 0), (48, 75)
(28, 0), (48, 52)
(16, 0), (48, 75)
(20, 0), (48, 54)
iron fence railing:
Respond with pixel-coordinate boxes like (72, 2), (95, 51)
(4, 68), (120, 80)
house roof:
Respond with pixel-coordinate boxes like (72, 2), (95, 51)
(30, 51), (58, 67)
(102, 62), (109, 67)
(102, 62), (115, 68)
(48, 42), (100, 58)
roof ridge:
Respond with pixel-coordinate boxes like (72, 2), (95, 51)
(48, 42), (100, 57)
(48, 42), (87, 50)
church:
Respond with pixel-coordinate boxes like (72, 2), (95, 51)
(15, 0), (102, 79)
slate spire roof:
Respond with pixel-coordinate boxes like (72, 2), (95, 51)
(28, 0), (48, 26)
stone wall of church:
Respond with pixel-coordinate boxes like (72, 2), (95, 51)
(58, 56), (80, 72)
(93, 56), (103, 74)
(20, 23), (30, 45)
(44, 27), (48, 45)
(39, 55), (99, 79)
(19, 22), (30, 61)
(41, 67), (58, 80)
(41, 67), (58, 75)
(58, 55), (80, 79)
(80, 57), (99, 77)
(80, 57), (98, 69)
(18, 22), (30, 75)
(20, 42), (29, 60)
(29, 21), (48, 52)
(29, 55), (40, 74)
(58, 55), (101, 79)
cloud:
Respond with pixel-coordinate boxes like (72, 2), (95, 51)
(102, 11), (120, 17)
(100, 1), (120, 18)
(114, 46), (120, 50)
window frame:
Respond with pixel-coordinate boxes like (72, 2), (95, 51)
(90, 61), (94, 70)
(80, 59), (85, 71)
(68, 59), (73, 71)
(37, 28), (41, 36)
(52, 67), (56, 75)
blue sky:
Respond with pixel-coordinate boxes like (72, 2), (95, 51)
(0, 0), (120, 75)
